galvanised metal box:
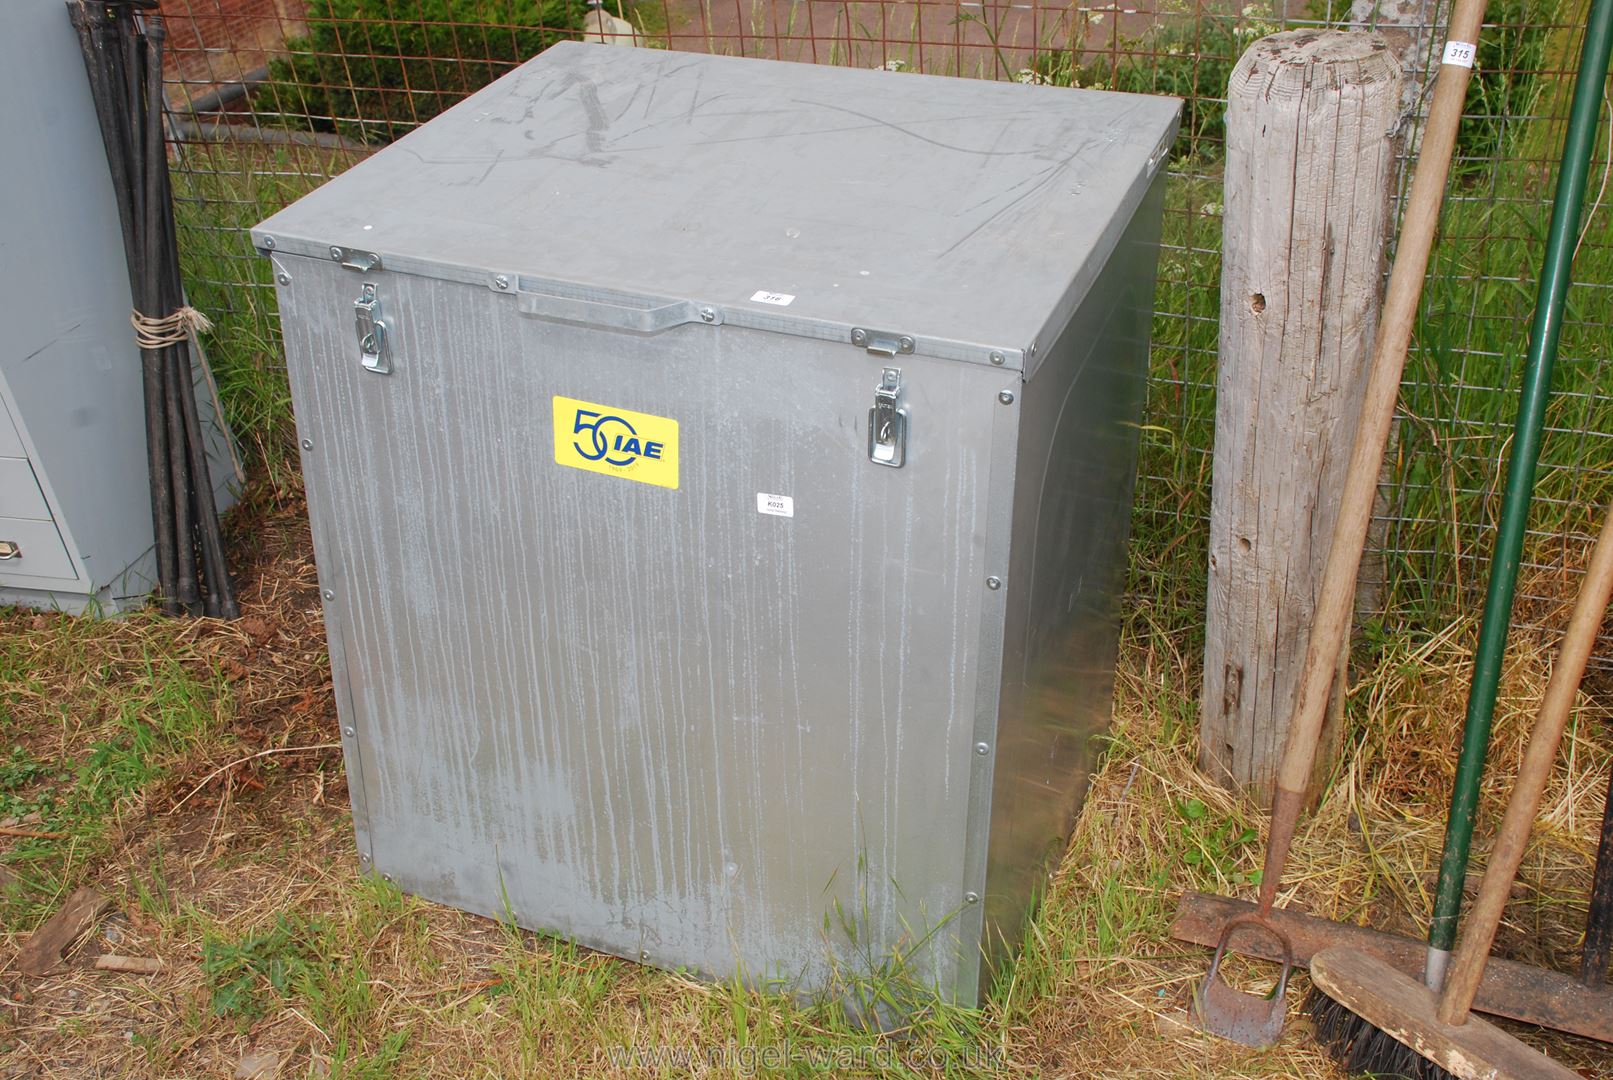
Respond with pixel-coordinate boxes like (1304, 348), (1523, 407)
(255, 42), (1178, 1005)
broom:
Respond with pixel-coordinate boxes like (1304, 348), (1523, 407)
(1309, 495), (1613, 1079)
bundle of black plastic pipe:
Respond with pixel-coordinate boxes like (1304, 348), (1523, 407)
(68, 0), (236, 618)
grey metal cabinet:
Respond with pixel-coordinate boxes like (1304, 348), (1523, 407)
(257, 42), (1177, 1005)
(0, 0), (238, 614)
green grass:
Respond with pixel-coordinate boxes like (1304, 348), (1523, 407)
(143, 858), (1017, 1076)
(1387, 153), (1613, 608)
(253, 0), (591, 145)
(203, 912), (326, 1020)
(0, 631), (229, 929)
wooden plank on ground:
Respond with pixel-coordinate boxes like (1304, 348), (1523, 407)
(1171, 892), (1613, 1043)
(15, 887), (113, 975)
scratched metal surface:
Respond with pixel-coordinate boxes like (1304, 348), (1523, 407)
(278, 256), (1009, 997)
(253, 41), (1180, 357)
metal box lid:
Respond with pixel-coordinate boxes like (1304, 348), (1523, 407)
(254, 42), (1180, 367)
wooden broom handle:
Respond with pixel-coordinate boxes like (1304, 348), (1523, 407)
(1256, 0), (1490, 913)
(1436, 498), (1613, 1024)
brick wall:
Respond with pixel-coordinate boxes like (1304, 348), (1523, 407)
(159, 0), (306, 108)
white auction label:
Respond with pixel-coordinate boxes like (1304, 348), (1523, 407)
(1442, 40), (1476, 67)
(750, 290), (795, 306)
(756, 492), (794, 517)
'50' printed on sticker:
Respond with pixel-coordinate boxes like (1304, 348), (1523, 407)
(553, 395), (680, 489)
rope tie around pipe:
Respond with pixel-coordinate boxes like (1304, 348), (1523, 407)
(130, 306), (213, 350)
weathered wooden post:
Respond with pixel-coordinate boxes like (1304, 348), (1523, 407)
(1201, 30), (1402, 797)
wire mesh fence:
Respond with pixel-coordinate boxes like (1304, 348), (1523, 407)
(156, 0), (1613, 655)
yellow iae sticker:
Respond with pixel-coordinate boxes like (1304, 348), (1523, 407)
(552, 396), (679, 490)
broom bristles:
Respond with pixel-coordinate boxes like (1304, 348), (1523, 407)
(1304, 984), (1461, 1080)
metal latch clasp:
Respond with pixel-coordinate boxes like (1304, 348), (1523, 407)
(354, 283), (390, 374)
(868, 367), (907, 468)
(0, 540), (19, 561)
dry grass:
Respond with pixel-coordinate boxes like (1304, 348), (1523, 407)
(2, 481), (1611, 1078)
(1018, 600), (1613, 1078)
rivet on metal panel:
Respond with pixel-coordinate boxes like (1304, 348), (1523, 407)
(261, 235), (275, 250)
(359, 853), (371, 866)
(494, 275), (510, 290)
(301, 438), (314, 451)
(639, 950), (651, 962)
(851, 328), (868, 347)
(897, 335), (914, 352)
(342, 726), (355, 738)
(329, 246), (342, 260)
(975, 742), (991, 756)
(699, 307), (716, 323)
(989, 351), (1005, 365)
(277, 272), (291, 286)
(998, 390), (1015, 405)
(382, 873), (394, 883)
(986, 576), (1002, 590)
(965, 892), (980, 904)
(323, 589), (334, 601)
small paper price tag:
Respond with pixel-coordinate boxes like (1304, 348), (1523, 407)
(1441, 40), (1476, 68)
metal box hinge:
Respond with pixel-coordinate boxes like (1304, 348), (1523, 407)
(851, 327), (914, 358)
(353, 282), (390, 375)
(868, 367), (907, 468)
(329, 246), (383, 272)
